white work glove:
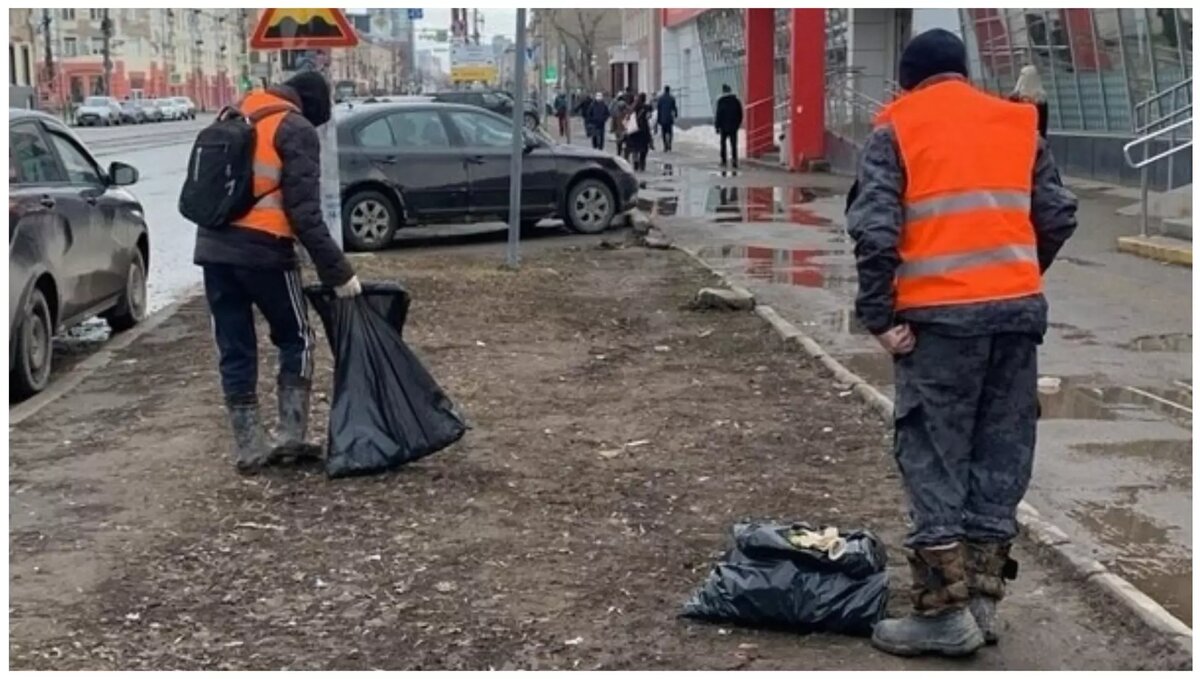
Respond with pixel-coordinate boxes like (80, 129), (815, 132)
(334, 275), (362, 299)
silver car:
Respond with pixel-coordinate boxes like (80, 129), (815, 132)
(75, 96), (122, 127)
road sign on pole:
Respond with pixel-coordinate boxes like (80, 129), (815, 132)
(407, 9), (424, 20)
(249, 9), (359, 50)
(506, 8), (528, 269)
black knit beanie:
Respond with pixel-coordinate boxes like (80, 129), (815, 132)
(898, 28), (969, 91)
(284, 71), (332, 127)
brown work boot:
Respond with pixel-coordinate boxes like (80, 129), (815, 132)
(966, 541), (1019, 645)
(871, 543), (985, 658)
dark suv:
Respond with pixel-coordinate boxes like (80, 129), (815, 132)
(9, 109), (150, 398)
(429, 90), (540, 130)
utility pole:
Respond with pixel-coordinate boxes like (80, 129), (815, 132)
(505, 8), (527, 269)
(101, 9), (113, 96)
(41, 10), (61, 118)
(239, 9), (249, 93)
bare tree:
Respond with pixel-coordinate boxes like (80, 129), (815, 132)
(546, 9), (614, 92)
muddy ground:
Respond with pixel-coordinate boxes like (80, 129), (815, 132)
(8, 244), (1190, 670)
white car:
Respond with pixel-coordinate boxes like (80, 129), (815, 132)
(75, 96), (123, 126)
(171, 96), (197, 120)
(154, 98), (183, 121)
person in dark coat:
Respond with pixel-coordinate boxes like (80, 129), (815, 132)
(656, 85), (679, 152)
(1010, 65), (1049, 138)
(553, 91), (569, 137)
(582, 93), (609, 150)
(714, 83), (743, 168)
(193, 71), (361, 473)
(626, 93), (653, 171)
(846, 29), (1078, 657)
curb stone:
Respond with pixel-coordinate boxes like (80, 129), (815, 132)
(9, 288), (202, 428)
(672, 243), (1193, 656)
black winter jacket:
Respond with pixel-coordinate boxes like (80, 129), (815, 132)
(193, 86), (354, 287)
(714, 93), (743, 133)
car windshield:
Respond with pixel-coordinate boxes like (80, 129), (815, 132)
(83, 97), (108, 106)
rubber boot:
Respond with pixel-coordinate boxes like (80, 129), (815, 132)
(228, 401), (273, 473)
(271, 380), (321, 463)
(871, 543), (985, 658)
(966, 541), (1019, 645)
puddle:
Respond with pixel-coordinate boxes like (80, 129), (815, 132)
(1068, 500), (1192, 625)
(1037, 379), (1192, 426)
(1123, 333), (1192, 353)
(639, 181), (837, 226)
(696, 244), (855, 290)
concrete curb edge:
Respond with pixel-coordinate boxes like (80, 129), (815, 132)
(10, 288), (202, 428)
(674, 244), (1193, 656)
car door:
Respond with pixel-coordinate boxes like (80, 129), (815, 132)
(350, 110), (470, 220)
(9, 120), (95, 326)
(442, 108), (558, 219)
(42, 125), (126, 312)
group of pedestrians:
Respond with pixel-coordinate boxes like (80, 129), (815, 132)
(558, 87), (680, 172)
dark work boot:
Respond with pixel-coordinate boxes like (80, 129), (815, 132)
(966, 541), (1019, 645)
(271, 380), (321, 463)
(228, 401), (272, 474)
(871, 543), (985, 658)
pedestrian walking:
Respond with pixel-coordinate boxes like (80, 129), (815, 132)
(714, 84), (743, 168)
(1010, 65), (1049, 138)
(657, 85), (679, 152)
(191, 71), (363, 474)
(610, 94), (631, 158)
(554, 91), (569, 137)
(626, 92), (653, 171)
(583, 92), (609, 151)
(845, 29), (1078, 658)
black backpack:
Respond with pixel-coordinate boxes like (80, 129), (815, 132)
(178, 104), (293, 230)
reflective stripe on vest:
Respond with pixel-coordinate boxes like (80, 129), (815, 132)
(885, 79), (1042, 311)
(230, 90), (298, 239)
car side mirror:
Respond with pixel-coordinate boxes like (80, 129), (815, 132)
(108, 161), (138, 186)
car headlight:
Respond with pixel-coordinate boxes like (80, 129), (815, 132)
(613, 156), (635, 174)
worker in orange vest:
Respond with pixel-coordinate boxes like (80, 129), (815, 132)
(194, 71), (362, 474)
(846, 29), (1078, 657)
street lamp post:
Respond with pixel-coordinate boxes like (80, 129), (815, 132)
(506, 8), (528, 269)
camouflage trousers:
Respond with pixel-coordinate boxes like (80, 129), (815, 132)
(892, 331), (1038, 548)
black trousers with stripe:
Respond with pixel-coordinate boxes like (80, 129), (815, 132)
(202, 264), (314, 404)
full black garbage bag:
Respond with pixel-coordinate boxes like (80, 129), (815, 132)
(306, 282), (466, 478)
(682, 521), (889, 637)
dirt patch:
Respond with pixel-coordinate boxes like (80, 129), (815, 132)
(8, 245), (1189, 670)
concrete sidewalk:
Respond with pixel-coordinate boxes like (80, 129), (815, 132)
(647, 141), (1193, 628)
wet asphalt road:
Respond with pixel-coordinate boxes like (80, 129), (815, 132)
(646, 140), (1192, 625)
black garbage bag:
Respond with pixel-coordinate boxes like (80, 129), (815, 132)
(306, 282), (466, 478)
(682, 521), (889, 637)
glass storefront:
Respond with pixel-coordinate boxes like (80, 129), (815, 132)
(961, 8), (1192, 134)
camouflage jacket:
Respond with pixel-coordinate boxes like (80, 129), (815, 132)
(845, 125), (1079, 337)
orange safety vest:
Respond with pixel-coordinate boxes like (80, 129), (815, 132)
(231, 90), (300, 239)
(874, 78), (1042, 311)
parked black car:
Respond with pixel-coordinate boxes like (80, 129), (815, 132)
(9, 109), (150, 398)
(337, 102), (638, 251)
(429, 90), (540, 130)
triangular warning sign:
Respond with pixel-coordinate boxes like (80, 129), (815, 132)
(249, 8), (359, 50)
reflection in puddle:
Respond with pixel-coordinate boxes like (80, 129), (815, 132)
(697, 244), (855, 290)
(1037, 378), (1192, 426)
(1069, 500), (1192, 625)
(639, 181), (837, 226)
(1123, 333), (1192, 353)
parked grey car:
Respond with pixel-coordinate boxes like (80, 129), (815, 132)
(9, 109), (149, 398)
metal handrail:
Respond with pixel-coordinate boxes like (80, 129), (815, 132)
(1134, 77), (1192, 134)
(1123, 115), (1193, 237)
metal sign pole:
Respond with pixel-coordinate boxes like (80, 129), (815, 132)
(506, 8), (527, 269)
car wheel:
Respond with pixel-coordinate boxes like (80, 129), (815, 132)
(343, 190), (399, 252)
(12, 288), (53, 399)
(524, 112), (539, 131)
(565, 178), (616, 234)
(104, 249), (148, 333)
